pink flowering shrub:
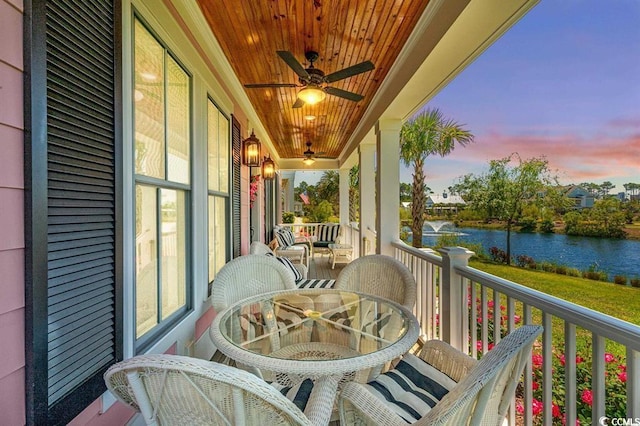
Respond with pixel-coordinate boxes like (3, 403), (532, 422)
(470, 297), (627, 424)
(249, 175), (261, 208)
(470, 296), (521, 353)
(528, 344), (627, 424)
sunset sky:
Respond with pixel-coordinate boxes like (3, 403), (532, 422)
(403, 0), (640, 195)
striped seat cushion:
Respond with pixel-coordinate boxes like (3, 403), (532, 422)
(270, 378), (315, 412)
(296, 278), (335, 289)
(362, 354), (457, 423)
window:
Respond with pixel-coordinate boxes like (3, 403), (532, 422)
(207, 99), (230, 294)
(133, 18), (191, 344)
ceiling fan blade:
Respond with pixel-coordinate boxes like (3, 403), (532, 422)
(325, 86), (365, 102)
(277, 51), (310, 80)
(244, 83), (298, 88)
(324, 60), (374, 83)
(292, 98), (305, 108)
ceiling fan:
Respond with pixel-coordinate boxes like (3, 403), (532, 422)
(244, 50), (374, 108)
(300, 141), (329, 165)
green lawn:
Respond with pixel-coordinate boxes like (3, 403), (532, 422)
(469, 260), (640, 326)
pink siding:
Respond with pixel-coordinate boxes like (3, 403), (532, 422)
(195, 306), (216, 339)
(0, 1), (23, 70)
(70, 400), (135, 426)
(165, 342), (177, 355)
(0, 64), (24, 131)
(0, 369), (25, 426)
(0, 125), (24, 189)
(0, 1), (25, 425)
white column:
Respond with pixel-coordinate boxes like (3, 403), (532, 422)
(281, 171), (296, 214)
(359, 143), (375, 256)
(438, 246), (474, 351)
(339, 168), (349, 225)
(275, 173), (283, 224)
(287, 178), (294, 213)
(375, 119), (401, 256)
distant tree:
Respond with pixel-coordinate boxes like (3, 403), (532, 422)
(349, 165), (360, 222)
(580, 182), (601, 196)
(453, 154), (558, 265)
(565, 198), (626, 238)
(589, 198), (626, 237)
(399, 182), (412, 203)
(308, 200), (334, 223)
(600, 181), (615, 197)
(623, 182), (640, 198)
(621, 198), (639, 224)
(400, 108), (474, 248)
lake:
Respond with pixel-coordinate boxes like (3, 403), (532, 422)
(416, 226), (640, 280)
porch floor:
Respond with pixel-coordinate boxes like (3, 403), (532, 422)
(307, 251), (347, 279)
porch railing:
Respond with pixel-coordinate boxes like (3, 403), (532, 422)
(392, 240), (640, 425)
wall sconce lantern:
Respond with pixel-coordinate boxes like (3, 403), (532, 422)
(262, 155), (275, 180)
(242, 130), (261, 167)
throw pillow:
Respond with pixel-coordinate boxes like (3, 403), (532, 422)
(275, 229), (295, 248)
(275, 256), (302, 281)
(317, 224), (340, 242)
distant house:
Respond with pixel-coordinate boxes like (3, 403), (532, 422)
(425, 192), (466, 214)
(564, 185), (595, 209)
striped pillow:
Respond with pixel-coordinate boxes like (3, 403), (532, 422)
(316, 224), (340, 242)
(362, 354), (457, 423)
(275, 229), (296, 248)
(275, 256), (302, 281)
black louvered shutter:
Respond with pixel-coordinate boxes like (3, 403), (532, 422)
(25, 1), (122, 424)
(232, 116), (241, 257)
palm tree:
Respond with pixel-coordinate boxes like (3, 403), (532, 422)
(316, 171), (340, 208)
(400, 108), (474, 248)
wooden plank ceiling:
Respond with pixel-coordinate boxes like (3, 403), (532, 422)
(197, 0), (431, 162)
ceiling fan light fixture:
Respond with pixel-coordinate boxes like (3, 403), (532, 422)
(297, 86), (326, 105)
(302, 157), (315, 166)
(304, 115), (316, 121)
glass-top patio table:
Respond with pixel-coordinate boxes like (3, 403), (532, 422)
(210, 288), (420, 425)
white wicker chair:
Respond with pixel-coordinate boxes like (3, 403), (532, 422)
(334, 254), (416, 310)
(210, 254), (297, 313)
(209, 254), (298, 373)
(339, 325), (543, 426)
(104, 354), (322, 426)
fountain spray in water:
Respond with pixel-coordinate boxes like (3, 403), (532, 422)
(423, 220), (453, 234)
